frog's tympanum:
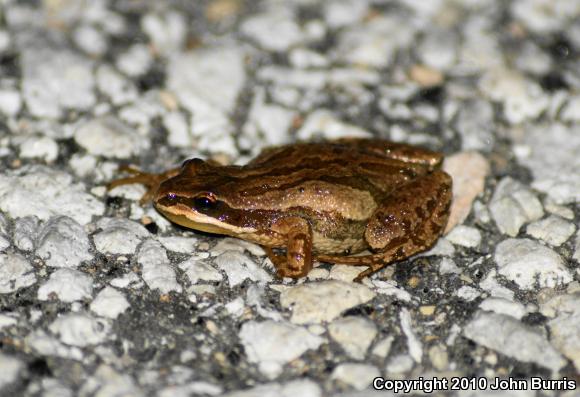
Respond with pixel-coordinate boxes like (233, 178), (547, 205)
(109, 139), (452, 282)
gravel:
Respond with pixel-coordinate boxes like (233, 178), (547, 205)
(1, 0), (579, 395)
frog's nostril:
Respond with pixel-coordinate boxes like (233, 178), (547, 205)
(157, 192), (178, 207)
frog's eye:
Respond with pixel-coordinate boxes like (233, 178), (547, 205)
(193, 193), (217, 213)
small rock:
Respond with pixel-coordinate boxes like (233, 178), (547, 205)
(463, 311), (566, 372)
(443, 152), (490, 233)
(446, 225), (482, 248)
(49, 313), (110, 347)
(323, 0), (369, 29)
(21, 46), (95, 118)
(328, 316), (377, 360)
(25, 330), (83, 360)
(96, 65), (138, 106)
(526, 215), (576, 246)
(137, 239), (181, 294)
(36, 216), (92, 268)
(222, 379), (321, 397)
(454, 99), (495, 152)
(371, 336), (394, 358)
(455, 286), (481, 302)
(408, 64), (443, 87)
(335, 16), (415, 68)
(331, 363), (380, 391)
(279, 280), (376, 324)
(518, 123), (580, 204)
(0, 314), (17, 329)
(74, 116), (148, 159)
(38, 269), (93, 302)
(400, 308), (422, 363)
(541, 294), (580, 372)
(0, 88), (22, 116)
(116, 44), (152, 77)
(0, 253), (36, 294)
(241, 90), (295, 150)
(479, 67), (548, 124)
(0, 353), (23, 388)
(80, 364), (142, 396)
(574, 233), (580, 263)
(163, 111), (192, 148)
(296, 109), (371, 141)
(158, 236), (198, 254)
(141, 11), (187, 55)
(479, 297), (529, 320)
(90, 287), (130, 319)
(13, 216), (39, 251)
(385, 354), (414, 374)
(73, 24), (108, 56)
(480, 269), (514, 300)
(489, 177), (544, 236)
(241, 10), (304, 52)
(178, 257), (223, 284)
(214, 251), (271, 287)
(93, 218), (149, 255)
(0, 166), (104, 225)
(439, 258), (461, 275)
(239, 320), (324, 379)
(428, 344), (449, 371)
(372, 280), (413, 302)
(167, 46), (245, 139)
(495, 238), (572, 290)
(417, 27), (457, 70)
(18, 135), (58, 162)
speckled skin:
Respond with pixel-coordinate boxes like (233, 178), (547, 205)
(110, 138), (452, 281)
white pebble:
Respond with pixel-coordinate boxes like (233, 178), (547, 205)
(0, 353), (23, 388)
(49, 313), (110, 347)
(463, 311), (566, 372)
(328, 316), (377, 360)
(331, 363), (380, 391)
(239, 320), (324, 379)
(0, 89), (21, 116)
(38, 269), (93, 302)
(0, 253), (36, 294)
(93, 218), (149, 255)
(36, 216), (92, 268)
(0, 166), (104, 225)
(279, 280), (376, 324)
(446, 225), (482, 248)
(179, 257), (223, 284)
(90, 287), (130, 319)
(526, 215), (576, 246)
(137, 239), (181, 294)
(495, 238), (572, 290)
(74, 116), (148, 159)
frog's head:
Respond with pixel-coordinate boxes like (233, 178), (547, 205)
(153, 158), (257, 236)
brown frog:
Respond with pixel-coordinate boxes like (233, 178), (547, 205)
(109, 139), (452, 282)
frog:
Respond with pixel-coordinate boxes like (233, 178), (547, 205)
(108, 138), (452, 282)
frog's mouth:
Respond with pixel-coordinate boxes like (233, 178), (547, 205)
(155, 202), (256, 237)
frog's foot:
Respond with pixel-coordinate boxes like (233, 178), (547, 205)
(107, 165), (179, 205)
(264, 246), (311, 279)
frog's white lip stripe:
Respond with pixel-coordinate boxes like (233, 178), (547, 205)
(155, 202), (257, 236)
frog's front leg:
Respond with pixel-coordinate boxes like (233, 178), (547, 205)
(265, 217), (313, 279)
(107, 166), (180, 204)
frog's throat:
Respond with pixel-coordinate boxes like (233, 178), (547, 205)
(155, 204), (256, 236)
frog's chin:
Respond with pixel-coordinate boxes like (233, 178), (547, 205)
(156, 205), (255, 236)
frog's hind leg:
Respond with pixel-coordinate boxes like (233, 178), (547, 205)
(107, 166), (180, 204)
(319, 170), (452, 282)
